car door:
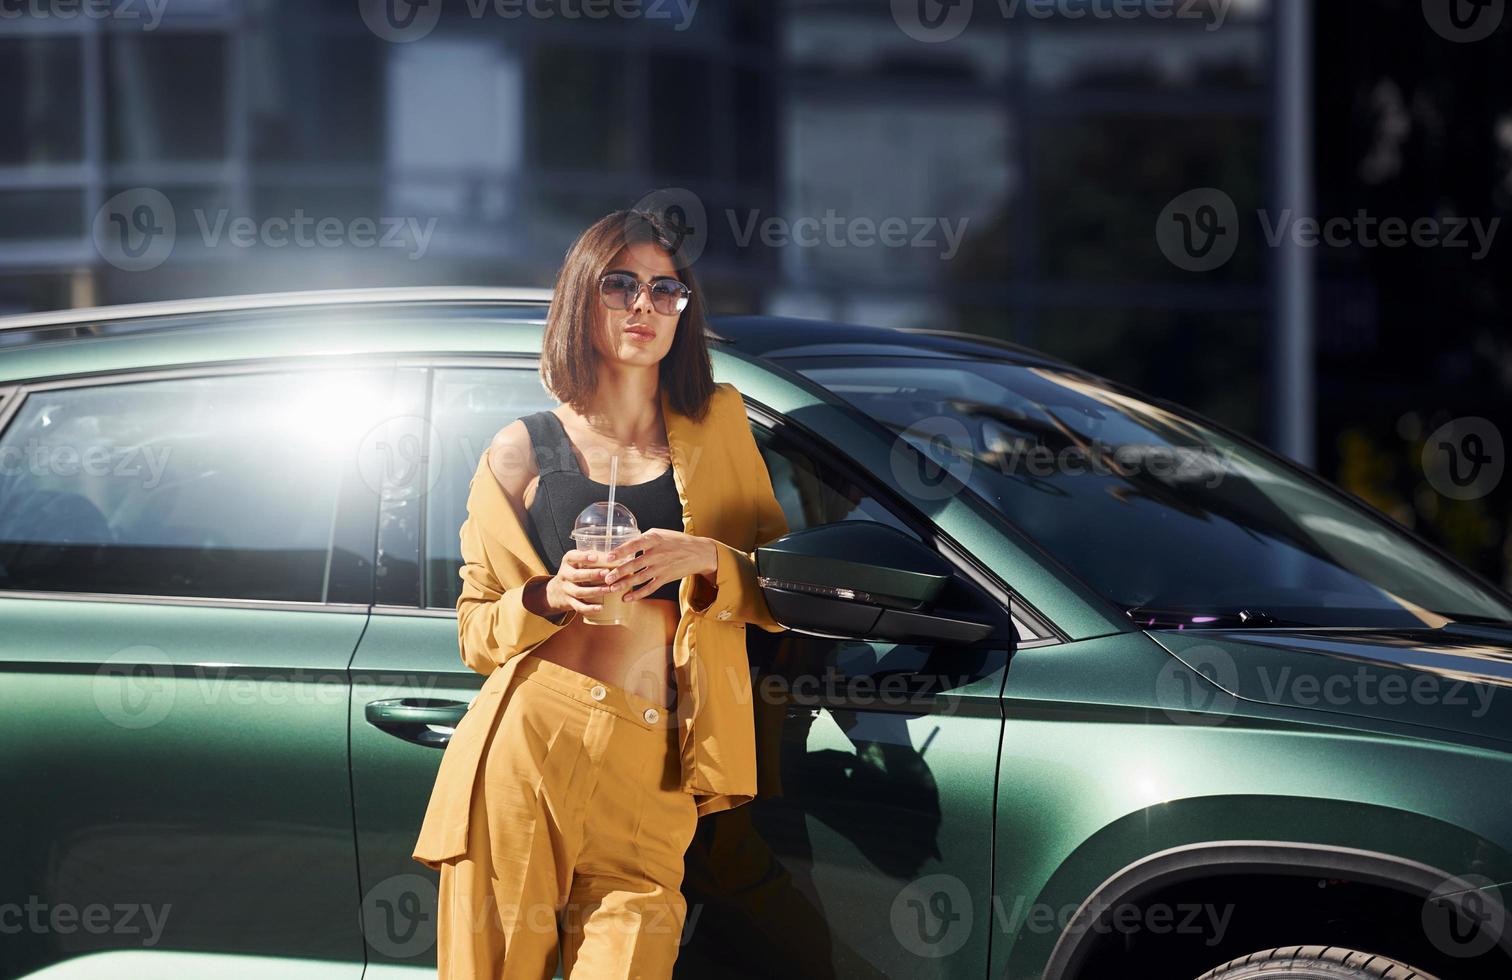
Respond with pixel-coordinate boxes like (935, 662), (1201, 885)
(0, 364), (390, 980)
(673, 398), (1014, 980)
(347, 360), (559, 978)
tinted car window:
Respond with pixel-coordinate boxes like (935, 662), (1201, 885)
(425, 368), (556, 608)
(0, 369), (387, 602)
(754, 423), (917, 541)
(792, 357), (1512, 629)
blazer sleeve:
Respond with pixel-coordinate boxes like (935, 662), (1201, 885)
(688, 387), (791, 632)
(456, 512), (576, 677)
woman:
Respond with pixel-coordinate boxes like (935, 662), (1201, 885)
(412, 208), (791, 979)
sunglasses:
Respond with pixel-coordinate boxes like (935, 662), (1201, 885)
(598, 272), (691, 316)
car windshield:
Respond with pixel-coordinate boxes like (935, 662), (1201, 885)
(789, 356), (1512, 630)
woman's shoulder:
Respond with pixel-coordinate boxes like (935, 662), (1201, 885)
(485, 418), (538, 504)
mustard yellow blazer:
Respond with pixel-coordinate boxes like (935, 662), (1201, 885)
(412, 381), (790, 871)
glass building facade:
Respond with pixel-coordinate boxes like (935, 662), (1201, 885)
(1, 0), (1283, 441)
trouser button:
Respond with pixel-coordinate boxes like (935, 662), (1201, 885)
(590, 685), (607, 701)
(643, 707), (660, 724)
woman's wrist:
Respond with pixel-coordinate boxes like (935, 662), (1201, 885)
(525, 575), (568, 619)
(698, 536), (719, 584)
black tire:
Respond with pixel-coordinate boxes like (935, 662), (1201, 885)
(1195, 946), (1441, 980)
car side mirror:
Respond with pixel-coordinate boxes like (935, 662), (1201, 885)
(755, 523), (994, 644)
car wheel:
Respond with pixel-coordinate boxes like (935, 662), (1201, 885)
(1195, 946), (1440, 980)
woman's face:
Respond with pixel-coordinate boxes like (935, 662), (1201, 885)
(593, 242), (683, 369)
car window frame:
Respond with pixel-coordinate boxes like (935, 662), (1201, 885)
(0, 357), (396, 613)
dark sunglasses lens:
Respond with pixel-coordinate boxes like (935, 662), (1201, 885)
(650, 281), (687, 314)
(600, 274), (635, 309)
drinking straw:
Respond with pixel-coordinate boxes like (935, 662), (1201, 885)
(605, 455), (619, 550)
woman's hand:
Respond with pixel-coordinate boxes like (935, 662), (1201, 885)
(603, 529), (719, 602)
(542, 548), (626, 616)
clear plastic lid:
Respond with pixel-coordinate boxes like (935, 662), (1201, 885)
(571, 500), (639, 538)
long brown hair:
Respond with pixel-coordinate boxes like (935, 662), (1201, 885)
(540, 208), (716, 423)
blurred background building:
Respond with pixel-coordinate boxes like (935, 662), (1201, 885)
(1, 0), (1509, 588)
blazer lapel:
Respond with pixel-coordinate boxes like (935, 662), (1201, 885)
(660, 385), (700, 539)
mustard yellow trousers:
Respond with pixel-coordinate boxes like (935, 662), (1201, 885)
(437, 653), (699, 980)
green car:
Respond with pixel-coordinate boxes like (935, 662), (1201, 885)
(1, 289), (1510, 980)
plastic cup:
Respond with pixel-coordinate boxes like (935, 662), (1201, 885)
(572, 501), (638, 626)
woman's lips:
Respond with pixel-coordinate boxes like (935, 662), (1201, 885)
(625, 325), (655, 341)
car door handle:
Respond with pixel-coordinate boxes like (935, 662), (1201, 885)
(365, 698), (471, 749)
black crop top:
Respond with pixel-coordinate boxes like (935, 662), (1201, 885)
(519, 410), (685, 603)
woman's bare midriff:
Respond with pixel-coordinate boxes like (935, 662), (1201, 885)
(528, 597), (681, 708)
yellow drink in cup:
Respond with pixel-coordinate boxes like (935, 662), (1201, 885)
(572, 500), (638, 626)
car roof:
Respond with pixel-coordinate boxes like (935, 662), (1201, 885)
(0, 287), (1072, 386)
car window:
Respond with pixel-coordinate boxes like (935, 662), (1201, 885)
(791, 356), (1512, 629)
(425, 367), (556, 608)
(0, 369), (388, 602)
(753, 423), (918, 541)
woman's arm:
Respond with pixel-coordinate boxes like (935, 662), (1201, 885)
(456, 522), (573, 676)
(455, 423), (575, 676)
